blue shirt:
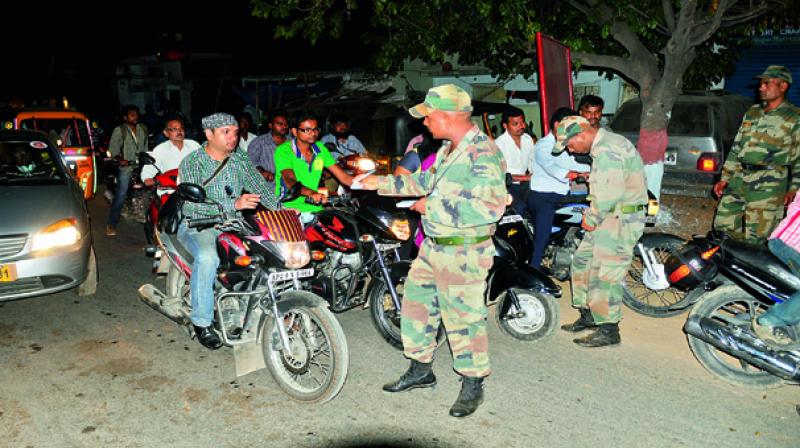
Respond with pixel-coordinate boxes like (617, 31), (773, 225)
(320, 134), (366, 160)
(529, 132), (590, 195)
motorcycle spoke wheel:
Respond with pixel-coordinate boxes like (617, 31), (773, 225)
(623, 235), (691, 318)
(687, 285), (785, 389)
(369, 276), (447, 350)
(263, 300), (348, 403)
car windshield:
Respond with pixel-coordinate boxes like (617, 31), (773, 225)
(0, 140), (65, 185)
(611, 102), (711, 137)
(18, 118), (93, 148)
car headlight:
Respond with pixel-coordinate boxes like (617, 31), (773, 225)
(31, 218), (81, 252)
(272, 241), (311, 269)
(389, 218), (411, 241)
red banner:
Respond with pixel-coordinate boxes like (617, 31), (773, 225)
(536, 33), (574, 135)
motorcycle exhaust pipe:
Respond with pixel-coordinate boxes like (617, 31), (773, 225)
(138, 284), (190, 326)
(684, 316), (800, 382)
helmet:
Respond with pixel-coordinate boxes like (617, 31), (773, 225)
(664, 243), (720, 290)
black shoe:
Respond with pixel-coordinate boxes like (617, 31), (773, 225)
(573, 323), (621, 347)
(449, 377), (485, 418)
(382, 360), (437, 393)
(561, 308), (596, 333)
(193, 325), (222, 350)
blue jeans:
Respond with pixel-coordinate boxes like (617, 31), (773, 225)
(178, 223), (221, 327)
(526, 191), (565, 268)
(762, 239), (800, 326)
(107, 167), (132, 227)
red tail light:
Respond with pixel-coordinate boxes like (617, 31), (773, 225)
(697, 153), (720, 172)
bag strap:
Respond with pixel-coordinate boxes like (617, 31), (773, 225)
(202, 156), (230, 187)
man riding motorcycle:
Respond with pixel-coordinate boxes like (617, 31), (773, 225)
(178, 113), (280, 349)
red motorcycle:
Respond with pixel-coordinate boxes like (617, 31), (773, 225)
(138, 153), (178, 256)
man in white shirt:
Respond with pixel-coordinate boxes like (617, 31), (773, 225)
(528, 107), (591, 269)
(237, 112), (258, 153)
(142, 117), (200, 191)
(494, 106), (534, 215)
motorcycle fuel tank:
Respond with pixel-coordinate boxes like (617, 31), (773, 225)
(304, 210), (359, 253)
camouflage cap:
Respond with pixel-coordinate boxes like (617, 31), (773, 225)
(755, 65), (792, 84)
(409, 84), (473, 118)
(552, 116), (592, 155)
(201, 112), (238, 130)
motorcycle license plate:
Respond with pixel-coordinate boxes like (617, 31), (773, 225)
(500, 215), (523, 225)
(0, 263), (18, 282)
(664, 149), (678, 166)
(268, 268), (314, 282)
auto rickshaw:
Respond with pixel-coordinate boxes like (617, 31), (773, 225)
(8, 110), (99, 200)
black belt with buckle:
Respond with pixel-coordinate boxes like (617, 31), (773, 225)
(740, 163), (784, 171)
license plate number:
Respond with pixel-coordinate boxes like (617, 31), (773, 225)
(0, 264), (18, 282)
(268, 268), (314, 282)
(664, 150), (678, 166)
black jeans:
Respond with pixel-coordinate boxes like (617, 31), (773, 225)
(508, 182), (530, 216)
(526, 190), (566, 268)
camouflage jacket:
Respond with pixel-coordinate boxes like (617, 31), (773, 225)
(585, 129), (648, 228)
(721, 100), (800, 191)
(378, 126), (507, 237)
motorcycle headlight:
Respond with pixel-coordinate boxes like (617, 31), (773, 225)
(355, 157), (377, 172)
(389, 218), (411, 241)
(272, 241), (311, 269)
(31, 218), (81, 253)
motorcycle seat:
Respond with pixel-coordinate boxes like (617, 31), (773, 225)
(724, 238), (800, 284)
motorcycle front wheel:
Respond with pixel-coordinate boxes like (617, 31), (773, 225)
(622, 233), (696, 318)
(686, 285), (784, 389)
(494, 289), (559, 342)
(368, 276), (447, 350)
(262, 293), (349, 403)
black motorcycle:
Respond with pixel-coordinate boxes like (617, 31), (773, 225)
(665, 231), (800, 388)
(103, 152), (150, 224)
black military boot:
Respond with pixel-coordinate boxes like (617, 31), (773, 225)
(561, 308), (596, 333)
(382, 360), (437, 393)
(573, 323), (621, 347)
(449, 376), (485, 418)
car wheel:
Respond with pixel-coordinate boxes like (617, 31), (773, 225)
(76, 244), (98, 296)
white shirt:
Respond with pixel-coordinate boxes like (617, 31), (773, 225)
(495, 131), (534, 175)
(238, 132), (257, 153)
(141, 139), (201, 181)
(529, 132), (590, 194)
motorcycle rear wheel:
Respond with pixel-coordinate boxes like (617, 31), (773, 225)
(622, 233), (695, 318)
(368, 277), (447, 350)
(494, 289), (559, 342)
(686, 285), (785, 389)
(263, 293), (349, 403)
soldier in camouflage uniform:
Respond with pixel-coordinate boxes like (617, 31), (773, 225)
(357, 84), (507, 417)
(714, 65), (800, 244)
(554, 116), (648, 347)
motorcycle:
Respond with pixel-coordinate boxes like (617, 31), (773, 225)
(299, 192), (418, 349)
(103, 152), (150, 224)
(664, 231), (800, 388)
(137, 183), (349, 403)
(535, 185), (686, 318)
(135, 152), (178, 255)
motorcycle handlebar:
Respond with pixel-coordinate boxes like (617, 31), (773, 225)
(304, 195), (353, 207)
(187, 216), (223, 229)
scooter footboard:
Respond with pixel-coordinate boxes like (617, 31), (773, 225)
(487, 263), (562, 304)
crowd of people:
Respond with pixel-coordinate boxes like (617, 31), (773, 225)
(100, 64), (800, 418)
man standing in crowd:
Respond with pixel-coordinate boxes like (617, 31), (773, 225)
(527, 107), (590, 270)
(178, 113), (278, 349)
(321, 112), (366, 160)
(555, 116), (647, 348)
(247, 110), (289, 186)
(495, 106), (533, 215)
(106, 105), (148, 236)
(577, 94), (604, 129)
(237, 112), (258, 153)
(356, 84), (507, 417)
(714, 65), (800, 244)
(142, 116), (200, 188)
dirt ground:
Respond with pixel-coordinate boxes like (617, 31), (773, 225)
(651, 194), (718, 239)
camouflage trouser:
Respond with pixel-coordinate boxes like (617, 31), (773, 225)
(713, 171), (787, 244)
(401, 238), (494, 377)
(570, 214), (645, 324)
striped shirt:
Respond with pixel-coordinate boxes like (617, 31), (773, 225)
(179, 145), (279, 220)
(770, 194), (800, 251)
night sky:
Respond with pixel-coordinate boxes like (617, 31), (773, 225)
(2, 1), (372, 116)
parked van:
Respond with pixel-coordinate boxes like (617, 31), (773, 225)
(609, 93), (752, 197)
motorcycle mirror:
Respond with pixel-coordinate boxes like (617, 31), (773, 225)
(138, 151), (156, 166)
(178, 183), (207, 203)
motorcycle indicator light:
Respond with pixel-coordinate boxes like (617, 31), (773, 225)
(234, 255), (252, 267)
(311, 250), (326, 261)
(701, 246), (720, 260)
(667, 264), (692, 284)
(390, 219), (411, 241)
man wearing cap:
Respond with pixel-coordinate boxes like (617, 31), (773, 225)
(178, 112), (279, 350)
(713, 65), (800, 244)
(554, 116), (647, 347)
(356, 84), (506, 417)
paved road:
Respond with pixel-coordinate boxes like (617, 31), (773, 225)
(1, 199), (799, 448)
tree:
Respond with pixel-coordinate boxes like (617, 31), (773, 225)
(251, 0), (796, 193)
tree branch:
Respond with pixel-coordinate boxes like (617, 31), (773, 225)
(571, 52), (638, 81)
(686, 0), (735, 46)
(662, 0), (676, 32)
(627, 4), (672, 36)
